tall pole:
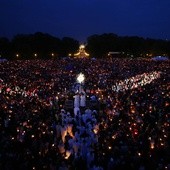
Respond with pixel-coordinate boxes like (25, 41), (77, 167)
(75, 73), (86, 108)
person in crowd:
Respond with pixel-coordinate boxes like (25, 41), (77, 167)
(0, 58), (169, 169)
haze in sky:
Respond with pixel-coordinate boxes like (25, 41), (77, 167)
(0, 0), (170, 41)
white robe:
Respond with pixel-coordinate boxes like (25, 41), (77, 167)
(74, 107), (80, 117)
(80, 94), (86, 107)
(74, 94), (80, 108)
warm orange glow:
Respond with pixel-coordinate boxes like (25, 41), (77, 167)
(74, 44), (89, 58)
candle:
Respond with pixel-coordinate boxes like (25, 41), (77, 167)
(138, 152), (141, 156)
(93, 129), (98, 134)
(108, 146), (112, 150)
(150, 140), (155, 149)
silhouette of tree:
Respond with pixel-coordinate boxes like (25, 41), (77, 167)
(0, 32), (170, 60)
(0, 37), (10, 59)
(61, 37), (79, 57)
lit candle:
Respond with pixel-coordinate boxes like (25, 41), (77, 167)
(112, 135), (116, 139)
(150, 139), (155, 149)
(138, 152), (141, 156)
(108, 146), (112, 150)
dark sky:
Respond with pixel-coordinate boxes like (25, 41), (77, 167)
(0, 0), (170, 42)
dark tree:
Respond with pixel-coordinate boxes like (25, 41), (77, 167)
(61, 37), (79, 57)
(87, 33), (170, 58)
(0, 37), (11, 59)
(0, 32), (170, 60)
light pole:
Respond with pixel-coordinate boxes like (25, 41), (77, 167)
(76, 73), (86, 108)
(74, 73), (86, 115)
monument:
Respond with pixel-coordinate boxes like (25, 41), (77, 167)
(74, 44), (89, 58)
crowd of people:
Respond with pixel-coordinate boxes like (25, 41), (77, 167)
(0, 58), (169, 170)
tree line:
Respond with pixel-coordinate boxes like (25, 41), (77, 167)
(0, 32), (170, 59)
(0, 32), (79, 60)
(86, 33), (170, 58)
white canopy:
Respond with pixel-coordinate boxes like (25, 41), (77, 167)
(0, 58), (7, 62)
(152, 56), (169, 61)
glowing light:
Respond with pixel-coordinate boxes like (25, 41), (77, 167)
(80, 45), (85, 49)
(108, 146), (112, 150)
(134, 131), (138, 135)
(112, 135), (116, 139)
(65, 150), (71, 159)
(77, 73), (85, 84)
(112, 71), (161, 92)
(74, 44), (89, 57)
(93, 129), (98, 134)
(150, 140), (155, 149)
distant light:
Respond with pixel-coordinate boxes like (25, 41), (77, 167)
(34, 53), (37, 57)
(138, 152), (141, 156)
(80, 45), (85, 49)
(51, 53), (54, 56)
(16, 54), (19, 57)
(77, 73), (85, 84)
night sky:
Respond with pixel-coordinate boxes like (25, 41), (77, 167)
(0, 0), (170, 42)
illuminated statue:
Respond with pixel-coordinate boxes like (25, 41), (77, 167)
(74, 44), (89, 58)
